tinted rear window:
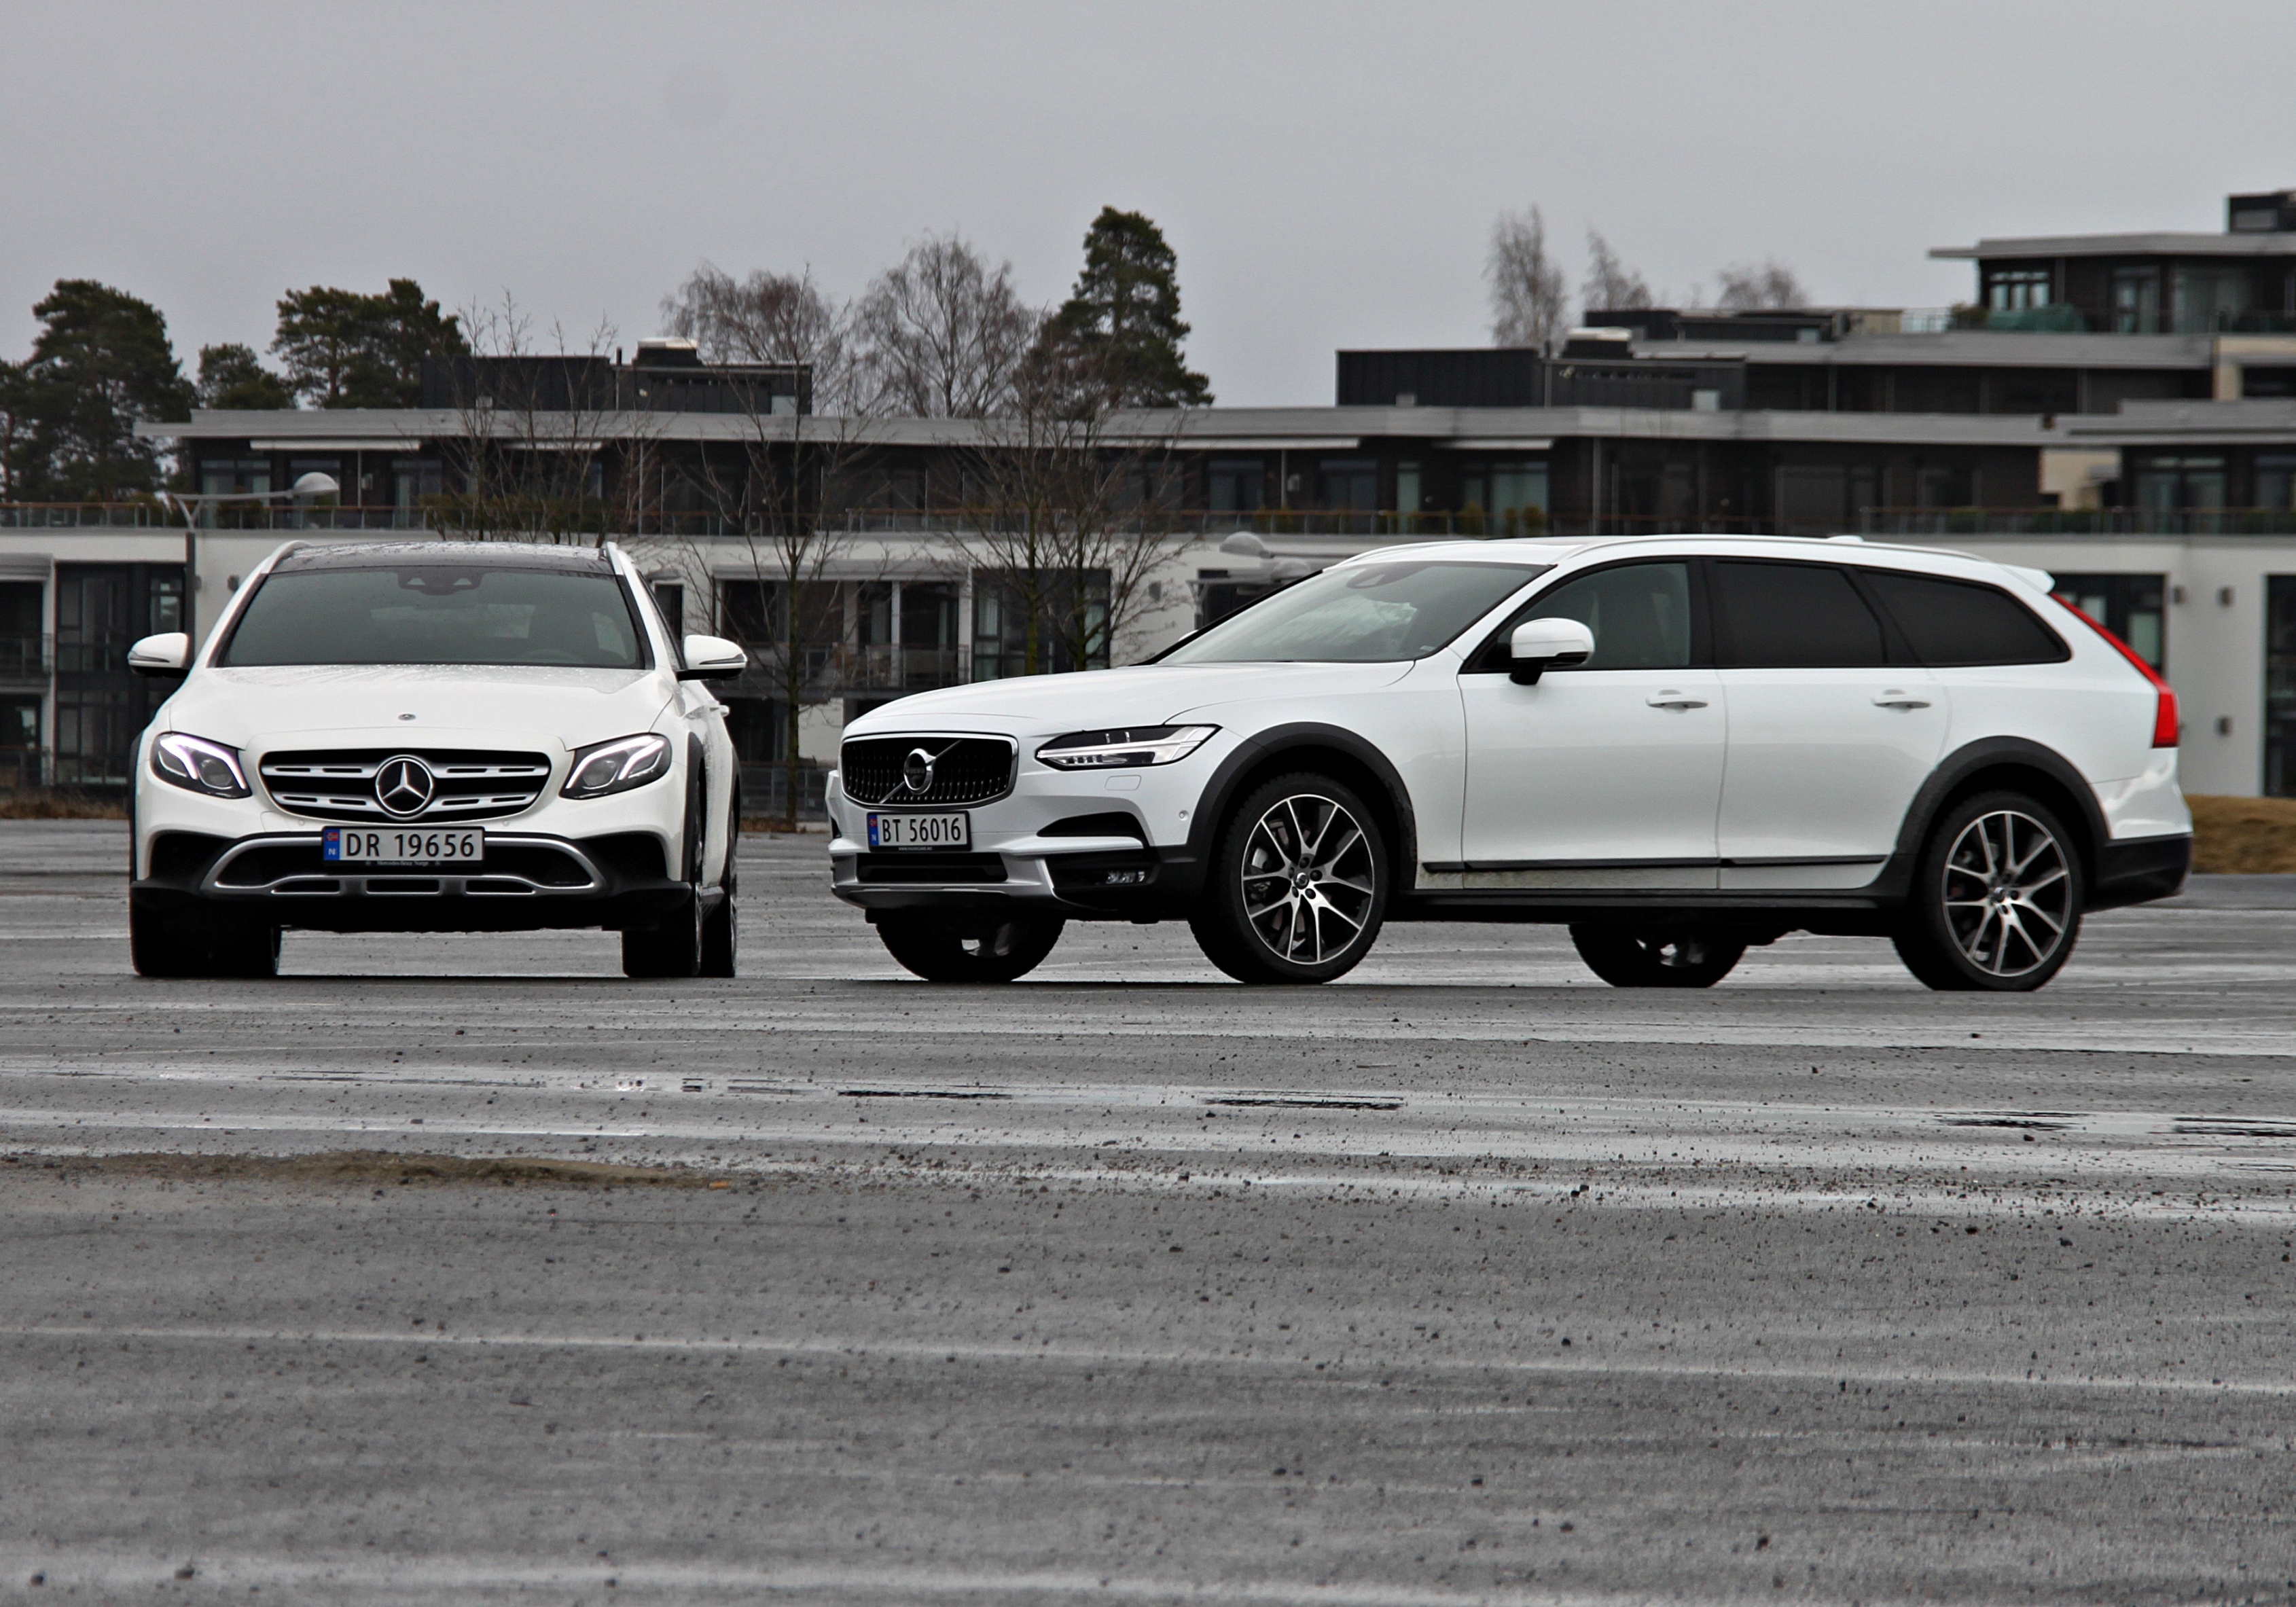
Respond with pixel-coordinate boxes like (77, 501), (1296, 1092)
(1712, 561), (1886, 668)
(1861, 570), (2068, 666)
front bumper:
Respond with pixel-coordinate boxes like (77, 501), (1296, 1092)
(825, 757), (1215, 922)
(132, 829), (695, 933)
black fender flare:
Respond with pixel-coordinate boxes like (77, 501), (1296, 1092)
(1885, 736), (2110, 898)
(1163, 723), (1420, 908)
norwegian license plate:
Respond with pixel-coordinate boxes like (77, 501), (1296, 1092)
(323, 826), (485, 865)
(867, 811), (969, 850)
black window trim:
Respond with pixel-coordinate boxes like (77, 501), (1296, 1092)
(1460, 554), (1712, 674)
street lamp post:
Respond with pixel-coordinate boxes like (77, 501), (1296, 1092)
(162, 471), (340, 645)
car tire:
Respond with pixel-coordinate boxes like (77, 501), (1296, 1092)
(876, 911), (1065, 983)
(623, 888), (704, 979)
(1569, 926), (1744, 988)
(132, 901), (279, 979)
(699, 797), (739, 979)
(1189, 771), (1388, 985)
(1892, 789), (2083, 992)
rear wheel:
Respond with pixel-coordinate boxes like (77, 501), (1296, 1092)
(1569, 926), (1744, 988)
(623, 888), (703, 979)
(1189, 772), (1387, 984)
(1893, 791), (2081, 992)
(876, 911), (1064, 983)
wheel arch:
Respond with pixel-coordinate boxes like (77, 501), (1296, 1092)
(1893, 738), (2107, 892)
(1179, 723), (1419, 903)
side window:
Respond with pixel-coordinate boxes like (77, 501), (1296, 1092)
(1861, 570), (2068, 666)
(1712, 561), (1886, 669)
(1472, 561), (1692, 671)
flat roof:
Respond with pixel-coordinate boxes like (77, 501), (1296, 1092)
(1931, 232), (2296, 260)
(1635, 331), (2213, 370)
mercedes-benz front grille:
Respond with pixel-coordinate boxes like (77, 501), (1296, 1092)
(259, 748), (554, 823)
(840, 736), (1016, 806)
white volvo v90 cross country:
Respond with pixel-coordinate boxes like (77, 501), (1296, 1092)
(126, 540), (747, 979)
(827, 535), (2190, 991)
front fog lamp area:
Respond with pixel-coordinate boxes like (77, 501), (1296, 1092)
(149, 732), (251, 798)
(562, 733), (672, 798)
(1036, 725), (1218, 770)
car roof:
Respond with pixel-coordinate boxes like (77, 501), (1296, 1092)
(270, 540), (616, 575)
(1331, 532), (2049, 590)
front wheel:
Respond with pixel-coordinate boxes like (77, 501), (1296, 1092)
(876, 912), (1064, 982)
(1189, 772), (1388, 984)
(1570, 926), (1744, 988)
(623, 888), (703, 979)
(1892, 791), (2083, 992)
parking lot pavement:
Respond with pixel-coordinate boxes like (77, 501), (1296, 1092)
(4, 823), (2296, 1604)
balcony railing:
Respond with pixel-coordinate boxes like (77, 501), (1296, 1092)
(0, 635), (50, 679)
(1860, 506), (2296, 537)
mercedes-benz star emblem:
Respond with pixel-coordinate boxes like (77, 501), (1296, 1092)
(374, 755), (436, 818)
(900, 746), (939, 795)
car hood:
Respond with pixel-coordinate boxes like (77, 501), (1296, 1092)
(844, 661), (1414, 737)
(162, 665), (676, 755)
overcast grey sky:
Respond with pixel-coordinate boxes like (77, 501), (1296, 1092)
(5, 0), (2292, 406)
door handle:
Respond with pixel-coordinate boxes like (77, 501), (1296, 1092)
(1645, 693), (1708, 710)
(1871, 691), (1932, 709)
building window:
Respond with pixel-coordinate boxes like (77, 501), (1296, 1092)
(1986, 268), (2052, 310)
(0, 582), (41, 678)
(2112, 268), (2161, 334)
(200, 458), (271, 497)
(1456, 460), (1549, 535)
(393, 458), (442, 524)
(971, 569), (1109, 681)
(2172, 266), (2253, 333)
(2132, 454), (2227, 515)
(2257, 455), (2296, 510)
(1317, 458), (1378, 511)
(0, 695), (38, 789)
(2270, 577), (2296, 797)
(1206, 457), (1267, 516)
(2051, 573), (2166, 671)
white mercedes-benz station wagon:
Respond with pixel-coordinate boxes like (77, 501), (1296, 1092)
(127, 541), (747, 979)
(828, 535), (2190, 990)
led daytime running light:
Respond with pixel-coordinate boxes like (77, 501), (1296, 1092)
(1036, 725), (1219, 770)
(149, 732), (251, 798)
(562, 733), (673, 798)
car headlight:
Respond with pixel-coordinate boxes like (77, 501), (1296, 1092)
(1036, 725), (1219, 770)
(149, 732), (251, 799)
(563, 733), (673, 799)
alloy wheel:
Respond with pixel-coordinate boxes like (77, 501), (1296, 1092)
(1238, 793), (1378, 965)
(1941, 808), (2071, 977)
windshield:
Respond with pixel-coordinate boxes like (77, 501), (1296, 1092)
(1162, 560), (1552, 664)
(220, 566), (645, 669)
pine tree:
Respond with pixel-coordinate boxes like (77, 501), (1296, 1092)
(12, 280), (194, 500)
(273, 278), (465, 408)
(195, 343), (294, 410)
(1048, 208), (1211, 408)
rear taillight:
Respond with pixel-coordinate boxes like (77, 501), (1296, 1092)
(2058, 600), (2178, 747)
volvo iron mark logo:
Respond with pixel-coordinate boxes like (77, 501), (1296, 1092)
(901, 746), (939, 796)
(374, 755), (436, 818)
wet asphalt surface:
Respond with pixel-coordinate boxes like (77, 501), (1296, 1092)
(4, 820), (2296, 1604)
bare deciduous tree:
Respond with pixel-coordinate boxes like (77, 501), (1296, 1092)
(955, 336), (1187, 679)
(1714, 260), (1810, 311)
(1487, 206), (1568, 352)
(1582, 230), (1655, 317)
(853, 232), (1038, 419)
(660, 263), (859, 412)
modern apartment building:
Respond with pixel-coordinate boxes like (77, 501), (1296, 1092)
(7, 195), (2296, 801)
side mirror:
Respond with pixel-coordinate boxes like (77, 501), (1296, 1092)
(677, 633), (747, 682)
(1508, 617), (1594, 685)
(128, 632), (191, 676)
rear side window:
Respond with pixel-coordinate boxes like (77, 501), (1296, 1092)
(1860, 570), (2068, 666)
(1712, 561), (1886, 668)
